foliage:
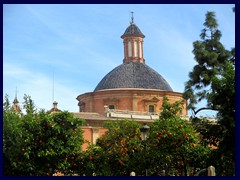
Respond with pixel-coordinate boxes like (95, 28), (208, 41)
(95, 120), (144, 176)
(206, 60), (235, 175)
(191, 117), (221, 148)
(147, 98), (210, 176)
(76, 97), (212, 176)
(191, 62), (235, 153)
(78, 145), (112, 176)
(80, 98), (211, 176)
(3, 94), (85, 176)
(183, 11), (235, 176)
(159, 96), (184, 120)
(3, 94), (23, 175)
(183, 11), (233, 114)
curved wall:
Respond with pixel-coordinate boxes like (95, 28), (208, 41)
(77, 88), (187, 115)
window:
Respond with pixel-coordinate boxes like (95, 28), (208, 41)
(139, 42), (142, 58)
(134, 41), (138, 57)
(109, 105), (115, 109)
(79, 102), (85, 112)
(128, 41), (132, 57)
(149, 105), (154, 113)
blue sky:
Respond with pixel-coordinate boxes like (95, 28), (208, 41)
(3, 4), (235, 116)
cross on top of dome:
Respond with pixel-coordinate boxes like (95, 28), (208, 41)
(130, 11), (134, 24)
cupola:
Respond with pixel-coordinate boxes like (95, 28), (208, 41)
(121, 13), (145, 64)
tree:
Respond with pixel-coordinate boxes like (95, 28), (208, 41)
(183, 11), (232, 116)
(183, 11), (235, 175)
(147, 97), (210, 176)
(3, 94), (23, 175)
(159, 96), (184, 120)
(3, 94), (85, 175)
(206, 60), (235, 175)
(77, 144), (112, 176)
(94, 120), (144, 176)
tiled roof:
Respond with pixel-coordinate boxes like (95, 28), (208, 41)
(94, 62), (173, 92)
(121, 23), (145, 38)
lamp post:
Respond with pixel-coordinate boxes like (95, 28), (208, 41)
(140, 124), (150, 176)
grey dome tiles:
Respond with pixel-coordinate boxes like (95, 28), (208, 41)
(94, 62), (173, 92)
(121, 23), (145, 37)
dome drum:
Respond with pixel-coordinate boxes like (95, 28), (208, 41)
(77, 89), (187, 115)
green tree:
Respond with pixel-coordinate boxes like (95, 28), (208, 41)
(3, 94), (23, 175)
(206, 60), (235, 175)
(147, 97), (210, 176)
(183, 11), (235, 176)
(78, 144), (112, 176)
(3, 94), (85, 175)
(95, 120), (144, 176)
(183, 11), (232, 115)
(160, 96), (184, 120)
(148, 118), (210, 176)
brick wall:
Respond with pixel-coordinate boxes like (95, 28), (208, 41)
(77, 89), (187, 115)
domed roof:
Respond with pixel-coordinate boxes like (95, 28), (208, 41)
(94, 62), (173, 92)
(121, 23), (145, 38)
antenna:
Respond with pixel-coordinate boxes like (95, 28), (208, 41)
(15, 87), (18, 99)
(52, 70), (55, 103)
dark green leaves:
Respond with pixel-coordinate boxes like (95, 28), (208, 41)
(3, 95), (85, 176)
(183, 11), (232, 114)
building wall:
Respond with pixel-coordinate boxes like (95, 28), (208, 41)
(81, 126), (108, 151)
(81, 127), (93, 150)
(77, 89), (187, 115)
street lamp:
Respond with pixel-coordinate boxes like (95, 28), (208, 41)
(140, 124), (150, 176)
(140, 124), (150, 141)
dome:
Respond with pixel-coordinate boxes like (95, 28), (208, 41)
(94, 62), (173, 92)
(121, 23), (145, 38)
